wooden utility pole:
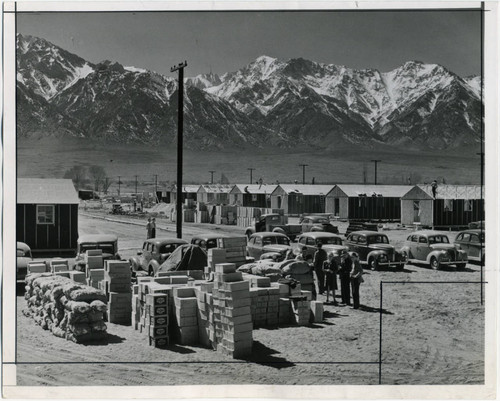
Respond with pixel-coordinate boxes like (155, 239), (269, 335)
(154, 174), (158, 203)
(171, 61), (187, 239)
(299, 164), (308, 185)
(209, 170), (215, 184)
(371, 160), (381, 185)
(248, 168), (255, 184)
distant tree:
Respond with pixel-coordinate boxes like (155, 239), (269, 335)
(88, 165), (107, 193)
(103, 176), (113, 194)
(63, 165), (88, 189)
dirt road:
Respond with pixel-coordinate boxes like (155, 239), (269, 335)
(15, 212), (485, 386)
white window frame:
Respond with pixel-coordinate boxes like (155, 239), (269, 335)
(36, 204), (55, 225)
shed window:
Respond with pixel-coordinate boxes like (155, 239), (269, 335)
(252, 194), (258, 201)
(464, 200), (473, 212)
(444, 199), (453, 212)
(36, 205), (55, 225)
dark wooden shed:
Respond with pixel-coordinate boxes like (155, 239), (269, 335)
(229, 184), (276, 208)
(17, 178), (79, 254)
(402, 184), (484, 228)
(270, 185), (333, 215)
(326, 185), (412, 220)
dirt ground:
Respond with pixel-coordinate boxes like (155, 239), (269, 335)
(15, 212), (485, 386)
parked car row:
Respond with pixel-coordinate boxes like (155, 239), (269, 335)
(16, 227), (484, 281)
(245, 228), (484, 271)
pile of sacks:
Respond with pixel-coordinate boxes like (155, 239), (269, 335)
(24, 273), (108, 343)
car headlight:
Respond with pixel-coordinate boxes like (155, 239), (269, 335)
(378, 254), (387, 261)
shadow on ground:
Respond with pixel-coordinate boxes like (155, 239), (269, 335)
(241, 340), (296, 368)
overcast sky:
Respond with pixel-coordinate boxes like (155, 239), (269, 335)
(18, 10), (481, 78)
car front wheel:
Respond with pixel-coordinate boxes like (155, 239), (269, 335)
(369, 258), (378, 271)
(430, 257), (440, 270)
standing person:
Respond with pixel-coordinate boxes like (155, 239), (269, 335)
(313, 243), (327, 295)
(151, 218), (156, 238)
(146, 217), (152, 239)
(322, 252), (338, 305)
(349, 252), (364, 309)
(338, 250), (351, 306)
(431, 180), (438, 198)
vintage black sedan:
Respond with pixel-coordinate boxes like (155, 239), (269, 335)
(294, 232), (347, 263)
(345, 231), (406, 270)
(246, 232), (292, 261)
(129, 238), (188, 275)
(401, 231), (467, 270)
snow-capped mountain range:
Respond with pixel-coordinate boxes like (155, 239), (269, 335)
(16, 33), (482, 150)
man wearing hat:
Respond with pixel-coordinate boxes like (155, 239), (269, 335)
(338, 250), (351, 305)
(313, 242), (327, 295)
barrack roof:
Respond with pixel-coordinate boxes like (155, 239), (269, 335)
(231, 184), (277, 194)
(17, 178), (79, 204)
(274, 184), (335, 196)
(330, 184), (413, 198)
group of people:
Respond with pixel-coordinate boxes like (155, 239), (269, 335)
(287, 243), (363, 309)
(146, 217), (156, 239)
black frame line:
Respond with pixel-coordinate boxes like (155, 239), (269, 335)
(7, 4), (486, 388)
(378, 280), (487, 385)
(5, 361), (379, 365)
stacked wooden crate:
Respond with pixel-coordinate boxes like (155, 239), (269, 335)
(145, 293), (170, 348)
(217, 237), (247, 267)
(27, 261), (46, 274)
(68, 271), (86, 284)
(104, 260), (132, 325)
(290, 297), (310, 326)
(85, 250), (104, 288)
(49, 259), (69, 273)
(310, 301), (324, 323)
(173, 287), (199, 345)
(212, 263), (253, 358)
(195, 282), (214, 348)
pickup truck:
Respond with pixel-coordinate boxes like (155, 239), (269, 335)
(245, 214), (302, 241)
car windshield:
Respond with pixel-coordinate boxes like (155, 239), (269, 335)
(428, 235), (449, 244)
(263, 236), (290, 246)
(81, 243), (116, 254)
(17, 249), (31, 257)
(159, 243), (178, 253)
(367, 235), (389, 244)
(311, 218), (329, 224)
(317, 237), (342, 246)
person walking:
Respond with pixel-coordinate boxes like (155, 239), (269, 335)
(313, 242), (327, 295)
(338, 250), (351, 306)
(322, 252), (338, 305)
(146, 217), (152, 239)
(349, 252), (364, 309)
(151, 218), (157, 238)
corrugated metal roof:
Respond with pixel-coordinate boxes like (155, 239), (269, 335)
(170, 185), (200, 193)
(198, 184), (234, 194)
(18, 178), (79, 204)
(418, 184), (483, 200)
(275, 184), (334, 196)
(231, 184), (277, 194)
(330, 184), (413, 198)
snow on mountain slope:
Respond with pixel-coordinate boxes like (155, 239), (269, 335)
(16, 33), (481, 151)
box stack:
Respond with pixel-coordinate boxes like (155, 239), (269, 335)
(217, 237), (247, 267)
(195, 282), (214, 348)
(105, 260), (132, 325)
(87, 269), (104, 289)
(212, 263), (253, 358)
(290, 297), (310, 326)
(68, 271), (86, 284)
(173, 287), (199, 345)
(145, 293), (170, 348)
(49, 259), (69, 273)
(310, 301), (324, 323)
(27, 261), (46, 274)
(278, 297), (292, 325)
(207, 248), (227, 272)
(266, 286), (280, 327)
